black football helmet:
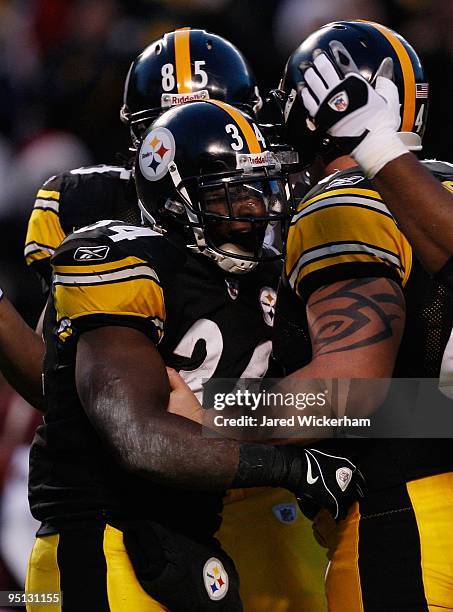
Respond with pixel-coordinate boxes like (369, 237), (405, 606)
(121, 28), (263, 147)
(135, 101), (298, 274)
(278, 20), (428, 166)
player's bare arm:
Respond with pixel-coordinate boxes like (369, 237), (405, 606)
(283, 277), (405, 416)
(0, 296), (45, 410)
(76, 325), (241, 490)
(373, 154), (453, 274)
(75, 324), (363, 518)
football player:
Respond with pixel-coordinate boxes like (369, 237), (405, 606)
(7, 28), (332, 611)
(290, 39), (453, 288)
(0, 28), (263, 408)
(275, 21), (453, 610)
(25, 101), (363, 611)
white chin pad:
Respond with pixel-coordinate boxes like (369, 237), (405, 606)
(215, 243), (258, 274)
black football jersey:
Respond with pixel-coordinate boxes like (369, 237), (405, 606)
(29, 220), (280, 539)
(24, 165), (140, 292)
(274, 161), (453, 489)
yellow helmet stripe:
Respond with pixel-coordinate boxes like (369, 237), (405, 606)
(208, 100), (262, 153)
(174, 28), (193, 94)
(361, 21), (416, 132)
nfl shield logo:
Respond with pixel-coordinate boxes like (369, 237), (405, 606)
(336, 467), (352, 491)
(272, 502), (298, 524)
(328, 91), (349, 112)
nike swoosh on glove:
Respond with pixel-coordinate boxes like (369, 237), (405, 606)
(296, 448), (365, 522)
(299, 40), (409, 178)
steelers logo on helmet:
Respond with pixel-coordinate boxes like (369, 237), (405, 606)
(203, 557), (229, 600)
(139, 127), (175, 181)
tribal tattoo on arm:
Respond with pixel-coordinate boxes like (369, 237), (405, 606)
(307, 277), (405, 358)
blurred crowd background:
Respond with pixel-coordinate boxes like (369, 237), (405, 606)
(0, 0), (451, 601)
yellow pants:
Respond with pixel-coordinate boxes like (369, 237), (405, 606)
(26, 524), (166, 611)
(318, 472), (453, 612)
(217, 488), (328, 612)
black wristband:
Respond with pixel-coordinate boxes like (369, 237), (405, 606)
(231, 443), (304, 491)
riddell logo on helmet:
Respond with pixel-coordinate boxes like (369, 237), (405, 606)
(161, 90), (210, 108)
(236, 151), (275, 170)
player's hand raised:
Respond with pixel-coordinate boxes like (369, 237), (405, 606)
(298, 41), (408, 177)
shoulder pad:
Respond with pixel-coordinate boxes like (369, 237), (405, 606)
(53, 220), (163, 267)
(51, 221), (185, 282)
(51, 165), (135, 234)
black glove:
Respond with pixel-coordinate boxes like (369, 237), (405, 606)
(295, 448), (365, 521)
(232, 443), (365, 522)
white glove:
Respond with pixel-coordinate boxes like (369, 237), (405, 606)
(299, 40), (409, 178)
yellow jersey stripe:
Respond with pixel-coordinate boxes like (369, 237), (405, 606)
(36, 189), (60, 200)
(54, 265), (160, 287)
(24, 208), (66, 263)
(363, 21), (416, 132)
(174, 28), (192, 94)
(55, 277), (165, 324)
(25, 248), (54, 265)
(292, 195), (391, 224)
(286, 203), (412, 287)
(208, 100), (261, 153)
(287, 204), (406, 271)
(296, 187), (382, 212)
(55, 255), (148, 276)
(288, 247), (403, 292)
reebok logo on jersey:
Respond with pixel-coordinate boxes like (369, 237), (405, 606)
(74, 246), (110, 261)
(328, 91), (349, 112)
(203, 558), (229, 600)
(329, 174), (365, 189)
(336, 467), (352, 491)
